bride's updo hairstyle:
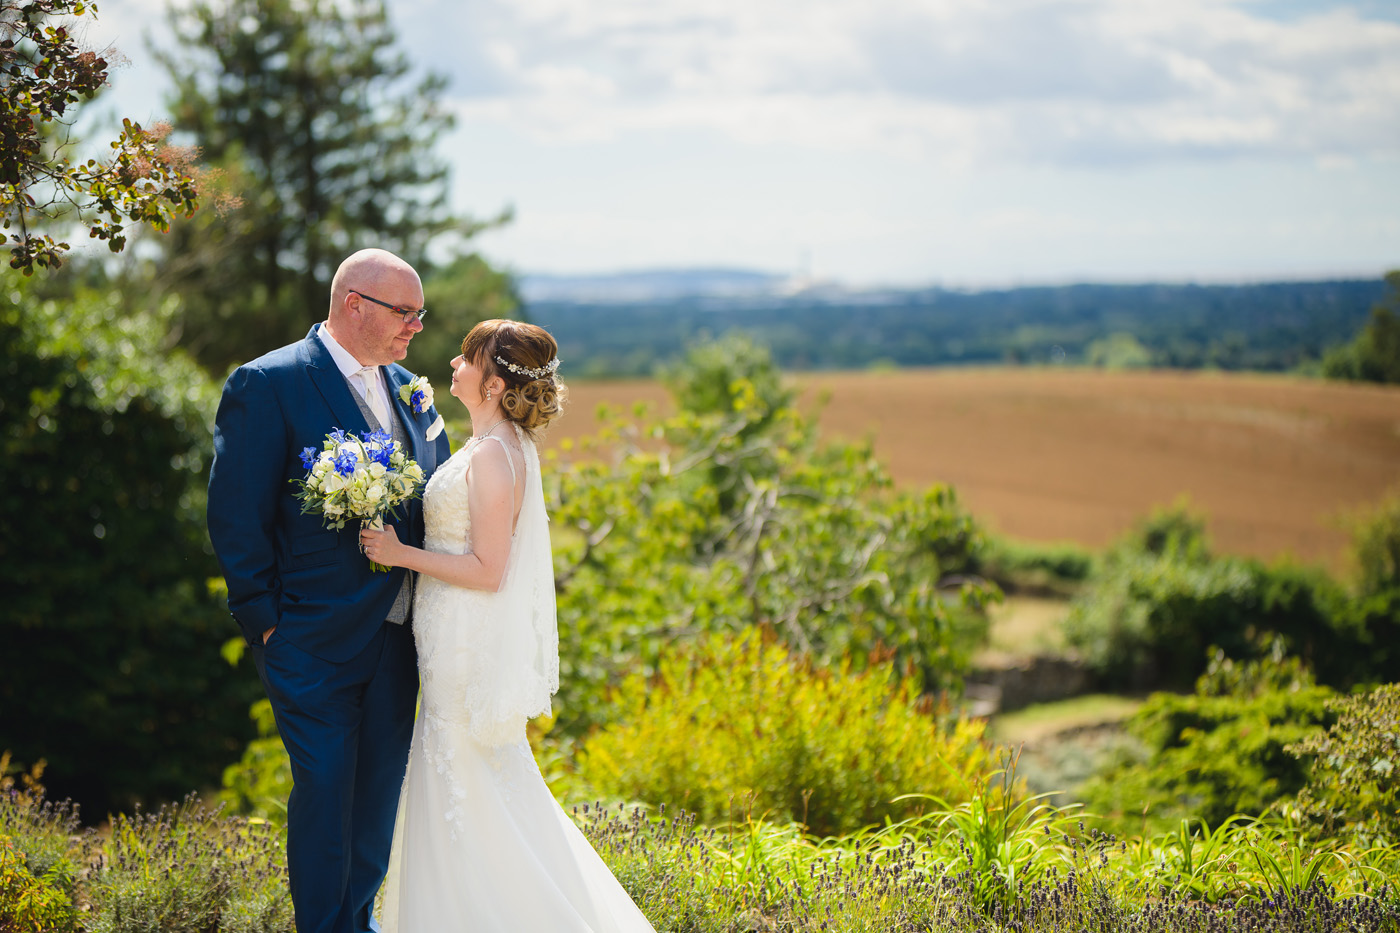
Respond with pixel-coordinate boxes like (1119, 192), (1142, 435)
(461, 319), (567, 439)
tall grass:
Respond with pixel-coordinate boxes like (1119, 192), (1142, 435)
(3, 787), (1396, 932)
(565, 755), (1400, 932)
(572, 797), (1399, 932)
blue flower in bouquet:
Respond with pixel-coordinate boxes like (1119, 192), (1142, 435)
(364, 431), (396, 468)
(399, 376), (435, 414)
(333, 448), (359, 476)
(290, 427), (427, 571)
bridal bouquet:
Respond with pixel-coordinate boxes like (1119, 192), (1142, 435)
(292, 428), (426, 571)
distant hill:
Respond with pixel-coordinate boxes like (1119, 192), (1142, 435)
(520, 268), (787, 303)
(518, 272), (1389, 378)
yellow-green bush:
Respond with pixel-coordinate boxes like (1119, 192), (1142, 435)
(572, 629), (993, 836)
(0, 837), (75, 933)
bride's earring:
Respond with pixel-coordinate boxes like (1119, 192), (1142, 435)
(486, 388), (492, 401)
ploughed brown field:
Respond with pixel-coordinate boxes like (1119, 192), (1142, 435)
(542, 368), (1400, 573)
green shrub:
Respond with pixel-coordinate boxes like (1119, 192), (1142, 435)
(0, 783), (81, 933)
(975, 536), (1097, 595)
(571, 629), (994, 837)
(1064, 551), (1257, 687)
(1081, 647), (1334, 833)
(1285, 683), (1400, 847)
(1131, 501), (1213, 562)
(218, 700), (293, 821)
(1325, 494), (1400, 684)
(0, 285), (261, 815)
(1331, 591), (1400, 687)
(1352, 491), (1400, 598)
(1064, 505), (1361, 690)
(0, 837), (76, 933)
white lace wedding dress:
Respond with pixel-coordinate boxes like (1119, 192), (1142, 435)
(380, 429), (655, 932)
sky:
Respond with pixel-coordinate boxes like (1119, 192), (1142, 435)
(83, 0), (1400, 287)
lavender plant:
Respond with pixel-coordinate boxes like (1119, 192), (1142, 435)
(569, 801), (1400, 933)
(84, 795), (291, 933)
(2, 785), (1396, 931)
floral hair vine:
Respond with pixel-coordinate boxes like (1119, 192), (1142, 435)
(494, 355), (561, 380)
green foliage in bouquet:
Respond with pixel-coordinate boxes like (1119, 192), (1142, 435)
(0, 282), (261, 816)
(548, 336), (995, 733)
(1285, 682), (1400, 848)
(1081, 645), (1334, 833)
(570, 629), (993, 837)
(1062, 502), (1386, 691)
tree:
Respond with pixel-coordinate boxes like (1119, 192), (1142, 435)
(0, 280), (261, 817)
(1322, 270), (1400, 384)
(154, 0), (497, 373)
(0, 0), (200, 273)
(1084, 332), (1151, 369)
(546, 339), (996, 731)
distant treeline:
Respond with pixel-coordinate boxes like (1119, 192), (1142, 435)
(528, 279), (1388, 378)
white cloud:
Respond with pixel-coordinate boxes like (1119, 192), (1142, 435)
(426, 0), (1400, 167)
(71, 0), (1400, 282)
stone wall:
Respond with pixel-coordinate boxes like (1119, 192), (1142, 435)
(966, 655), (1093, 715)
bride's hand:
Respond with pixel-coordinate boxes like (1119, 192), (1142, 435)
(360, 525), (407, 568)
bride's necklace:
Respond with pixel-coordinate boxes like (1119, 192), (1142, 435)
(466, 417), (505, 446)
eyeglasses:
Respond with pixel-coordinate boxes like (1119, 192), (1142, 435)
(350, 290), (427, 323)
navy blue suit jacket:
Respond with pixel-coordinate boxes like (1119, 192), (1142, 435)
(208, 324), (451, 663)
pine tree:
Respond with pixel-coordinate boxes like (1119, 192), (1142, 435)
(155, 0), (474, 372)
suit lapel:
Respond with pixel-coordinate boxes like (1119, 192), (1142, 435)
(302, 324), (372, 436)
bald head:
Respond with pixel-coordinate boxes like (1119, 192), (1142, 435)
(325, 248), (426, 366)
(330, 249), (421, 312)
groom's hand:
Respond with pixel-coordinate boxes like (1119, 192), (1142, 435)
(262, 626), (276, 644)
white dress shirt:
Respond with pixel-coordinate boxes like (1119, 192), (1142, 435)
(318, 325), (391, 427)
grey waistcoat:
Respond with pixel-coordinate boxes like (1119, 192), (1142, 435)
(349, 378), (413, 625)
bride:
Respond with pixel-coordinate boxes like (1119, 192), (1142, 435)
(359, 320), (655, 932)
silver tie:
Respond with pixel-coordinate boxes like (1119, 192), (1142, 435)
(358, 366), (391, 428)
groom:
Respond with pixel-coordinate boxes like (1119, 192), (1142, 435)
(208, 248), (450, 933)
